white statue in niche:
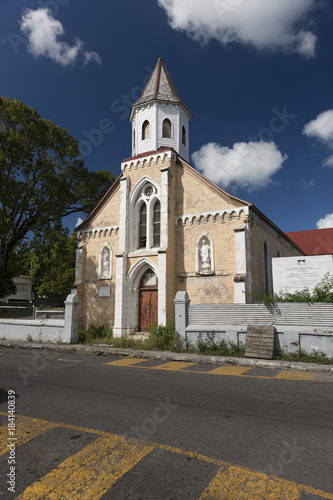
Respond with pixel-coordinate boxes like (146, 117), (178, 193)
(199, 238), (211, 272)
(101, 248), (110, 278)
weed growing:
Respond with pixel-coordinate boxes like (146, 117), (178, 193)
(274, 349), (333, 364)
(195, 332), (245, 357)
(78, 322), (184, 352)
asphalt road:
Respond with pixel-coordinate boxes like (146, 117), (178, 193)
(1, 346), (333, 499)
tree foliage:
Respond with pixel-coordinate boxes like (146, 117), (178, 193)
(32, 230), (77, 298)
(0, 97), (114, 297)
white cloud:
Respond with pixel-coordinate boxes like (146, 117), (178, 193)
(192, 141), (287, 191)
(157, 0), (316, 57)
(303, 109), (333, 167)
(20, 8), (101, 66)
(317, 213), (333, 229)
(76, 217), (84, 227)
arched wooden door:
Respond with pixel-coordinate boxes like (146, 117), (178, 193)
(138, 269), (158, 331)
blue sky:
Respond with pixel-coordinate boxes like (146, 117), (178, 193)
(1, 0), (333, 233)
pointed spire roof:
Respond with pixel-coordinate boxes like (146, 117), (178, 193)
(130, 58), (192, 119)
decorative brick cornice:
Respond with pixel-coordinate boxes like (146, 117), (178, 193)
(175, 206), (249, 227)
(78, 226), (119, 239)
(121, 150), (175, 172)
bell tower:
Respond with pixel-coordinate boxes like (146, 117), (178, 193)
(129, 58), (192, 162)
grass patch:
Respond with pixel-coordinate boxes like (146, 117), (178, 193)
(78, 322), (185, 352)
(274, 349), (333, 364)
(194, 332), (245, 357)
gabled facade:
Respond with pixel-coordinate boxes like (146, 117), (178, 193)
(76, 58), (303, 335)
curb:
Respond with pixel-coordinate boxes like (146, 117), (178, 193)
(1, 340), (333, 373)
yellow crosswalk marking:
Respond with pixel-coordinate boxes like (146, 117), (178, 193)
(104, 358), (147, 366)
(16, 434), (155, 500)
(199, 465), (301, 499)
(104, 358), (333, 383)
(275, 370), (316, 381)
(208, 366), (252, 376)
(151, 361), (197, 370)
(1, 411), (333, 499)
(0, 415), (59, 456)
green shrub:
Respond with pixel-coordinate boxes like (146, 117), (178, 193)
(78, 325), (113, 344)
(196, 332), (245, 357)
(275, 349), (333, 364)
(147, 322), (185, 352)
(247, 272), (333, 306)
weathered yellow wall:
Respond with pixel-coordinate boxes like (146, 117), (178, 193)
(123, 154), (171, 189)
(77, 186), (121, 329)
(173, 161), (249, 305)
(175, 164), (237, 215)
(175, 217), (246, 304)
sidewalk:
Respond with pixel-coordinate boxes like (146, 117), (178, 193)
(1, 339), (333, 374)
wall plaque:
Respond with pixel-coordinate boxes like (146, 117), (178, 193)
(98, 286), (111, 298)
(272, 255), (333, 295)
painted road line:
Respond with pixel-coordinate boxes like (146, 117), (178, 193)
(151, 361), (197, 371)
(16, 435), (155, 500)
(208, 366), (252, 376)
(199, 464), (300, 499)
(1, 412), (333, 499)
(104, 358), (148, 367)
(104, 358), (333, 383)
(275, 370), (317, 381)
(0, 415), (59, 456)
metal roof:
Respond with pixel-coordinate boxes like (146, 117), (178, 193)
(130, 58), (192, 118)
(286, 228), (333, 255)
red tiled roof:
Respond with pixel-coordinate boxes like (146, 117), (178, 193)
(286, 228), (333, 255)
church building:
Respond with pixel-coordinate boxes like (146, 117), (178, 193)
(76, 58), (303, 336)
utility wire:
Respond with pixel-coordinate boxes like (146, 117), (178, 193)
(316, 0), (333, 98)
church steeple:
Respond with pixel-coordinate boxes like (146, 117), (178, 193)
(129, 58), (192, 162)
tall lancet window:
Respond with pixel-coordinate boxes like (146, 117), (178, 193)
(139, 203), (147, 248)
(142, 120), (150, 140)
(153, 200), (161, 247)
(162, 118), (172, 138)
(182, 126), (186, 145)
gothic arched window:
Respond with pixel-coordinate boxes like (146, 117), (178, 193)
(142, 120), (150, 140)
(182, 125), (186, 145)
(153, 200), (161, 247)
(162, 118), (171, 138)
(139, 203), (147, 248)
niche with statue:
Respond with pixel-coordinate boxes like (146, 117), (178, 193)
(196, 233), (214, 275)
(99, 245), (112, 279)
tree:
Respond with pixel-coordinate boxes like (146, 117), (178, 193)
(32, 230), (78, 298)
(0, 97), (114, 297)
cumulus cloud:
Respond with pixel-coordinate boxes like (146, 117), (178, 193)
(303, 109), (333, 167)
(157, 0), (316, 57)
(20, 8), (101, 66)
(192, 141), (287, 191)
(317, 213), (333, 229)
